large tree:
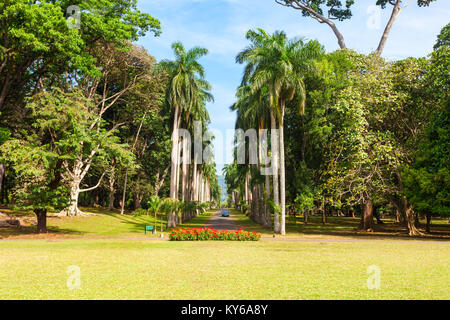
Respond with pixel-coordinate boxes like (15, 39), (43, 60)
(236, 29), (322, 234)
(275, 0), (437, 56)
(403, 26), (450, 232)
(161, 42), (213, 227)
(0, 89), (133, 233)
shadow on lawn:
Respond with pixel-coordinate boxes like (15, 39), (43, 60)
(0, 206), (160, 238)
(231, 209), (450, 241)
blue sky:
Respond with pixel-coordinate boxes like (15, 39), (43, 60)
(137, 0), (450, 173)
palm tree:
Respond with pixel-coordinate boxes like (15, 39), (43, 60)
(231, 85), (273, 228)
(147, 196), (163, 233)
(161, 42), (213, 227)
(236, 29), (322, 234)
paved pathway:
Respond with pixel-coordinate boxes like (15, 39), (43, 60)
(204, 209), (238, 230)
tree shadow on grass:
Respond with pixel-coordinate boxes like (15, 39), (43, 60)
(232, 209), (450, 241)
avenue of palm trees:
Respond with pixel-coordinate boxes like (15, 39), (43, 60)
(224, 29), (322, 235)
(162, 42), (220, 228)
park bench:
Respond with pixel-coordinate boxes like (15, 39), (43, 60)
(145, 225), (155, 234)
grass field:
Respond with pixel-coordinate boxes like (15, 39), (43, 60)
(1, 239), (449, 299)
(1, 206), (449, 300)
(230, 209), (450, 240)
(1, 206), (449, 241)
(0, 207), (217, 239)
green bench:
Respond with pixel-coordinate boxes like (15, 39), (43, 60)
(145, 225), (155, 234)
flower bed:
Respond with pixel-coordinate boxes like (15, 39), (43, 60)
(169, 227), (261, 241)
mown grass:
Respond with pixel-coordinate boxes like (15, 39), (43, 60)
(230, 209), (450, 241)
(0, 207), (216, 239)
(0, 239), (448, 299)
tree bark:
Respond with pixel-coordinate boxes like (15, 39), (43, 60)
(300, 115), (306, 162)
(59, 155), (101, 216)
(359, 200), (375, 231)
(120, 168), (128, 214)
(279, 107), (286, 235)
(389, 194), (423, 236)
(168, 105), (180, 228)
(108, 170), (115, 210)
(0, 163), (5, 196)
(321, 197), (326, 225)
(62, 178), (84, 216)
(265, 174), (272, 228)
(405, 207), (423, 236)
(121, 112), (147, 214)
(35, 209), (47, 234)
(181, 135), (189, 202)
(375, 0), (403, 56)
(270, 110), (280, 233)
(426, 213), (432, 233)
(133, 180), (143, 210)
(373, 205), (384, 224)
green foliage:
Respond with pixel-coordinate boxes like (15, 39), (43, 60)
(280, 0), (354, 21)
(160, 42), (213, 116)
(403, 35), (450, 217)
(0, 126), (10, 145)
(0, 88), (133, 212)
(434, 22), (450, 50)
(0, 0), (161, 120)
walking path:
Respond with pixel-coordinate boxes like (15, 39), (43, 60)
(204, 209), (238, 230)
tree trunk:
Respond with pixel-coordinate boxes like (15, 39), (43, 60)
(168, 105), (180, 228)
(390, 194), (423, 236)
(191, 162), (198, 201)
(265, 174), (272, 228)
(108, 172), (115, 210)
(279, 114), (286, 235)
(426, 213), (431, 233)
(373, 205), (384, 224)
(59, 157), (103, 216)
(321, 197), (326, 225)
(395, 208), (403, 224)
(35, 209), (47, 234)
(181, 136), (189, 202)
(134, 192), (142, 210)
(270, 110), (280, 233)
(405, 207), (423, 236)
(375, 0), (402, 56)
(120, 168), (128, 214)
(0, 163), (5, 196)
(359, 200), (375, 231)
(121, 112), (147, 215)
(300, 115), (306, 162)
(61, 179), (83, 216)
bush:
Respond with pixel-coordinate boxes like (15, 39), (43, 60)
(169, 227), (261, 241)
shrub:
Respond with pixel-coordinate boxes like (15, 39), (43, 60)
(169, 227), (261, 241)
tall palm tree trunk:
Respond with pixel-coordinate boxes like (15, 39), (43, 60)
(168, 105), (180, 227)
(265, 174), (271, 228)
(279, 104), (286, 235)
(270, 110), (280, 233)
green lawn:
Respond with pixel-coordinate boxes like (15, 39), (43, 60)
(0, 207), (216, 239)
(0, 239), (448, 299)
(230, 209), (450, 241)
(1, 207), (449, 299)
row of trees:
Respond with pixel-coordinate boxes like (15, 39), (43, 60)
(0, 0), (220, 233)
(224, 24), (449, 236)
(161, 42), (220, 227)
